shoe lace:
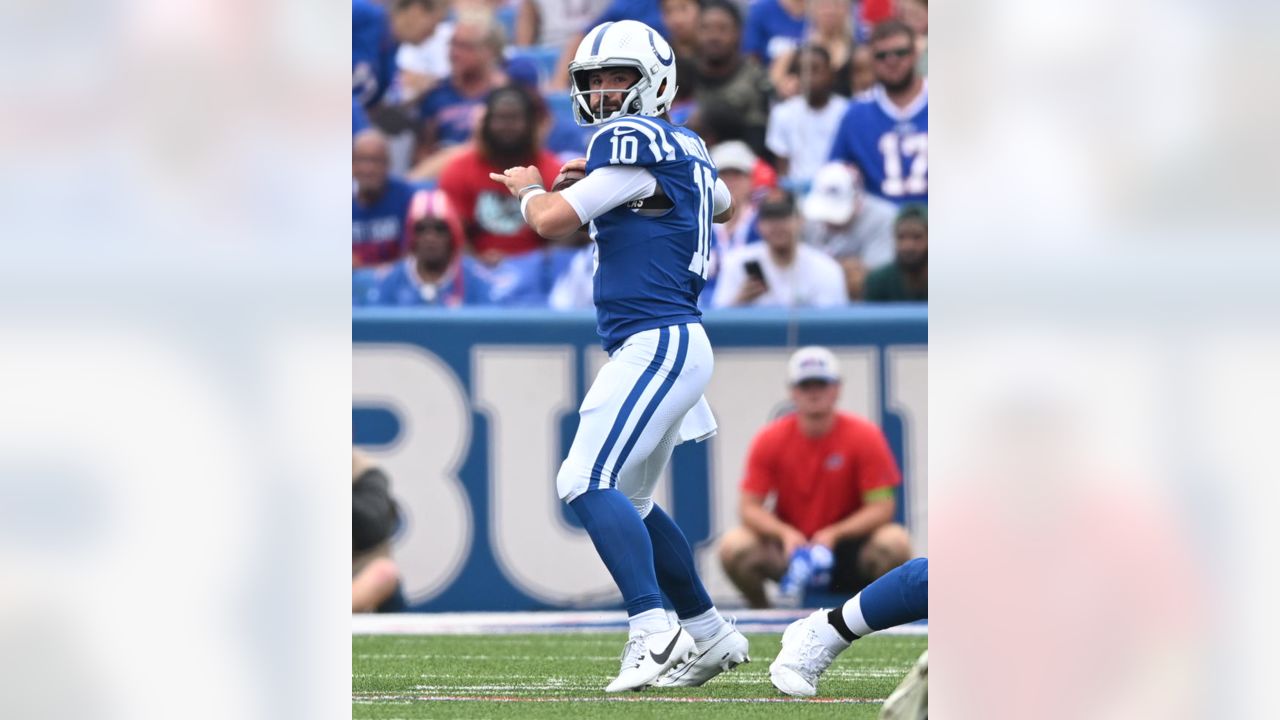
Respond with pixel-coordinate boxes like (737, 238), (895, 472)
(793, 626), (837, 684)
(618, 638), (645, 671)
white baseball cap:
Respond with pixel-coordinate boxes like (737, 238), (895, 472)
(802, 163), (862, 225)
(710, 140), (757, 174)
(788, 346), (841, 385)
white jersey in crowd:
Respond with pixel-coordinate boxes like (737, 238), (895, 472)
(532, 0), (610, 48)
(549, 245), (596, 310)
(765, 94), (850, 187)
(801, 192), (898, 267)
(396, 21), (454, 78)
(711, 242), (849, 309)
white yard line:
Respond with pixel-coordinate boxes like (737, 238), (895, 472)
(353, 693), (882, 704)
(352, 610), (927, 636)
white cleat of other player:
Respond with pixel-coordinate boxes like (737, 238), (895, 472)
(605, 625), (696, 693)
(653, 622), (750, 687)
(769, 610), (842, 697)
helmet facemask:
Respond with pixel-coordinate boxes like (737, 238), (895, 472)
(569, 62), (650, 126)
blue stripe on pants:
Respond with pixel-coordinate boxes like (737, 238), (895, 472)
(609, 324), (689, 488)
(589, 327), (670, 491)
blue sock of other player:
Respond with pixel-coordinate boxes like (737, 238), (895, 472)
(569, 488), (669, 636)
(642, 503), (727, 643)
(824, 557), (929, 650)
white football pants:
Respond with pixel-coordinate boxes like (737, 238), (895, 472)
(556, 322), (717, 514)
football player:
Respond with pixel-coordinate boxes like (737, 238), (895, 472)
(489, 19), (748, 693)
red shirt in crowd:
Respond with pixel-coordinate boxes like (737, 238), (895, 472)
(741, 412), (900, 538)
(438, 147), (563, 258)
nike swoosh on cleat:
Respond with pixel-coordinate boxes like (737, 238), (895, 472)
(649, 632), (682, 665)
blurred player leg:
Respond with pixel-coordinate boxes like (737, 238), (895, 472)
(771, 557), (928, 697)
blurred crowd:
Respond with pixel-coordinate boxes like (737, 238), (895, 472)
(353, 0), (928, 309)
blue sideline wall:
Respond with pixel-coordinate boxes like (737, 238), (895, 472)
(353, 307), (927, 611)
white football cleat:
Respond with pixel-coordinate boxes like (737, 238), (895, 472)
(605, 625), (696, 693)
(653, 621), (750, 687)
(769, 609), (842, 697)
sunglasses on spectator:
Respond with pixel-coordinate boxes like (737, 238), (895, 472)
(414, 219), (451, 234)
(873, 47), (913, 61)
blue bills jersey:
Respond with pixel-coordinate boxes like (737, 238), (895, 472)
(353, 0), (397, 108)
(584, 115), (718, 351)
(828, 85), (928, 206)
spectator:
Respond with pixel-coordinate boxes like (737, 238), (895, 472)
(688, 0), (771, 158)
(711, 189), (847, 309)
(898, 0), (929, 77)
(488, 224), (587, 306)
(547, 0), (694, 91)
(800, 162), (897, 299)
(439, 85), (562, 263)
(828, 20), (927, 205)
(354, 98), (372, 136)
(661, 0), (703, 86)
(546, 170), (596, 310)
(709, 141), (764, 252)
(410, 10), (508, 180)
(359, 189), (497, 307)
(393, 0), (453, 104)
(353, 0), (398, 108)
(769, 0), (855, 100)
(742, 0), (806, 68)
(718, 346), (912, 608)
(547, 238), (595, 310)
(353, 449), (405, 613)
(353, 130), (417, 268)
(515, 0), (609, 48)
(864, 204), (927, 302)
(850, 44), (876, 94)
(765, 45), (849, 187)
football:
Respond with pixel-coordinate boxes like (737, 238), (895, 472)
(552, 168), (586, 192)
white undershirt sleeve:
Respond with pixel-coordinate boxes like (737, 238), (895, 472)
(712, 177), (731, 215)
(559, 165), (659, 224)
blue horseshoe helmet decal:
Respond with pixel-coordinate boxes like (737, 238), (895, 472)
(648, 29), (674, 66)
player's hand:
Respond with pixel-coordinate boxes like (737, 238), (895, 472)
(488, 165), (546, 198)
(735, 277), (767, 305)
(558, 157), (587, 177)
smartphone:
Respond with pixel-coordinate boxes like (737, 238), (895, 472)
(743, 259), (767, 287)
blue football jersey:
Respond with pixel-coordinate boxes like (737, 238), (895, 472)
(584, 115), (717, 350)
(352, 177), (418, 266)
(828, 85), (928, 206)
(353, 0), (396, 108)
(359, 256), (496, 307)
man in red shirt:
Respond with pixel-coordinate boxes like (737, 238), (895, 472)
(438, 85), (563, 264)
(718, 345), (912, 607)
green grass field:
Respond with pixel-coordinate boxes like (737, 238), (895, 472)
(353, 632), (926, 719)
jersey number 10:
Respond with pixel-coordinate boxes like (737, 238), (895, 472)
(688, 164), (714, 280)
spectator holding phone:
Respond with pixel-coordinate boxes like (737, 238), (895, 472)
(718, 347), (912, 608)
(710, 189), (848, 309)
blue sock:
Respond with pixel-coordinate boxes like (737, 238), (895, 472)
(569, 488), (663, 616)
(642, 503), (714, 619)
(861, 557), (929, 630)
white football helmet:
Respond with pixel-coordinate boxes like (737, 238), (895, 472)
(568, 20), (679, 127)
